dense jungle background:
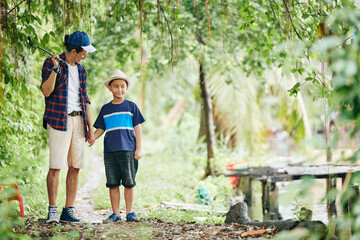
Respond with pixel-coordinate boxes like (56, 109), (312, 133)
(2, 0), (360, 239)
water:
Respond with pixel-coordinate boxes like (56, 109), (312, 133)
(278, 180), (329, 224)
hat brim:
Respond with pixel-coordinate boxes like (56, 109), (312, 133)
(82, 44), (96, 53)
(104, 77), (130, 88)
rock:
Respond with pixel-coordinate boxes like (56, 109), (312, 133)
(225, 202), (251, 224)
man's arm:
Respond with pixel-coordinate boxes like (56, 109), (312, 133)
(86, 103), (95, 144)
(41, 55), (59, 97)
(134, 124), (142, 160)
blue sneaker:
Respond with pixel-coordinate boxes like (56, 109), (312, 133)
(46, 206), (59, 223)
(126, 212), (140, 222)
(103, 213), (121, 223)
(59, 207), (83, 223)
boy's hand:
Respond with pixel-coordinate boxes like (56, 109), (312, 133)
(88, 138), (95, 147)
(135, 149), (142, 160)
(87, 131), (95, 147)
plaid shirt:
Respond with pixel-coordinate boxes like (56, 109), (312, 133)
(41, 52), (91, 138)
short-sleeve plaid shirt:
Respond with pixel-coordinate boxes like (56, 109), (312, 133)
(41, 52), (91, 138)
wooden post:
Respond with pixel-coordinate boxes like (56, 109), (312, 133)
(242, 176), (253, 219)
(262, 181), (280, 220)
(262, 180), (269, 219)
(269, 182), (280, 220)
(327, 177), (337, 218)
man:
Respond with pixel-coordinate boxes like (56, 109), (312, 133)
(41, 31), (96, 223)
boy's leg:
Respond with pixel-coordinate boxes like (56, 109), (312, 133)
(47, 169), (60, 206)
(65, 166), (80, 208)
(109, 187), (121, 215)
(124, 187), (134, 214)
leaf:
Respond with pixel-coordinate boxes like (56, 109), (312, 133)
(33, 15), (42, 25)
(24, 25), (36, 35)
(53, 47), (62, 53)
(41, 33), (50, 46)
(290, 69), (298, 73)
(298, 68), (305, 75)
(21, 83), (29, 95)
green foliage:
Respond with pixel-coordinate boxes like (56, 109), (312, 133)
(291, 198), (313, 221)
(0, 201), (28, 240)
(2, 0), (360, 238)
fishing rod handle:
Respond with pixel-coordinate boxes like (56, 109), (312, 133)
(55, 57), (65, 64)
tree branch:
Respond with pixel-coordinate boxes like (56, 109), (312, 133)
(268, 0), (286, 35)
(157, 0), (174, 68)
(1, 0), (26, 22)
(282, 0), (303, 41)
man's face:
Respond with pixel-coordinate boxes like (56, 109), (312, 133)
(73, 49), (87, 63)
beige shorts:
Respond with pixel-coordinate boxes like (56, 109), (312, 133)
(47, 116), (85, 169)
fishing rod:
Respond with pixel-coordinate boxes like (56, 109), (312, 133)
(28, 36), (66, 65)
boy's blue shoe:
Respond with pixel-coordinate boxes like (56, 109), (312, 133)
(126, 212), (140, 222)
(59, 207), (83, 223)
(103, 213), (121, 223)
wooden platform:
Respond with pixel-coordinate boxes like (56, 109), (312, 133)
(228, 163), (360, 181)
(225, 162), (360, 220)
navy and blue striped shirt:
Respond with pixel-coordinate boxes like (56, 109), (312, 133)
(94, 100), (145, 153)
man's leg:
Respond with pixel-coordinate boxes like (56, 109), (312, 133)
(65, 166), (80, 208)
(109, 187), (121, 215)
(124, 187), (134, 214)
(47, 169), (60, 206)
(60, 166), (82, 223)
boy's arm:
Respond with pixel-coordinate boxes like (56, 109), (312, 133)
(134, 124), (142, 160)
(88, 128), (105, 147)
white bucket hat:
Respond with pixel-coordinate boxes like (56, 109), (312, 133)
(104, 70), (130, 88)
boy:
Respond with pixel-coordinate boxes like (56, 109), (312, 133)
(91, 70), (145, 222)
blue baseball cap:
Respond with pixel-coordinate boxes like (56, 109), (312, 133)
(68, 31), (96, 53)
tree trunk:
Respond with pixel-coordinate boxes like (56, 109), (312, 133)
(199, 61), (216, 177)
(139, 46), (147, 113)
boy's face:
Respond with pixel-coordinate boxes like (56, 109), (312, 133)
(108, 79), (128, 100)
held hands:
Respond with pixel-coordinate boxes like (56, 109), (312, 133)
(87, 130), (95, 147)
(88, 129), (104, 147)
(135, 149), (142, 160)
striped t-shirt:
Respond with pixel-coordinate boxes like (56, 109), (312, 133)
(94, 100), (145, 153)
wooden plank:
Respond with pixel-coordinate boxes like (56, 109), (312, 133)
(227, 164), (360, 182)
(160, 201), (227, 214)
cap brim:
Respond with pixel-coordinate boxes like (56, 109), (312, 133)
(82, 44), (96, 53)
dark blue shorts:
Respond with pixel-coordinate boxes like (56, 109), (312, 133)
(104, 151), (138, 188)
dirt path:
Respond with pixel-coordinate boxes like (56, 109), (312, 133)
(75, 150), (108, 223)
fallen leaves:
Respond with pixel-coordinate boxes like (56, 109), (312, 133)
(11, 217), (278, 239)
